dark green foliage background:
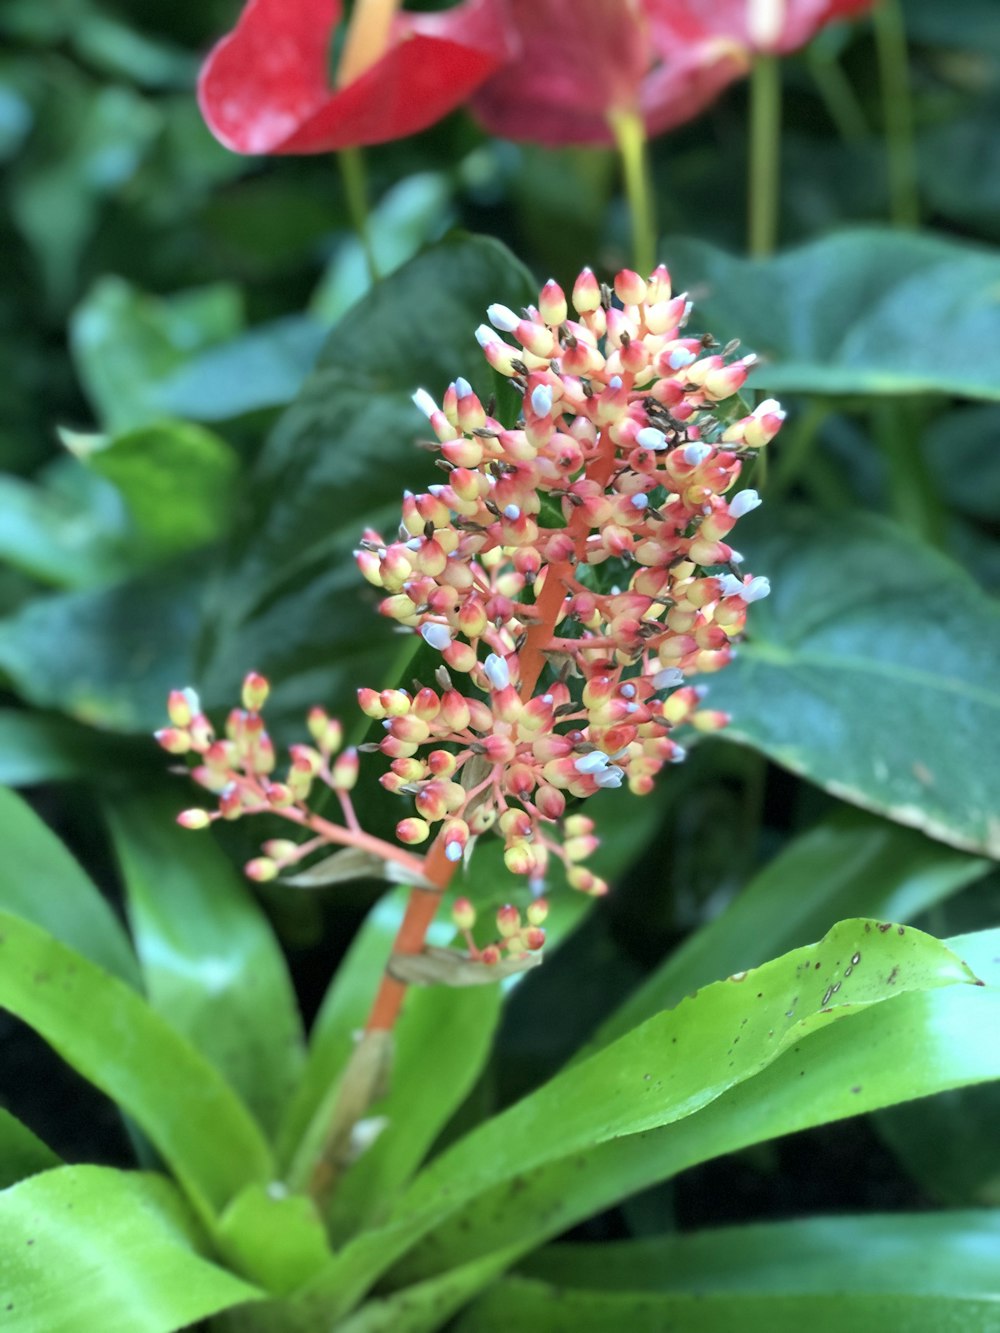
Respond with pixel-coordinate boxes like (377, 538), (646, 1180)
(1, 0), (999, 1327)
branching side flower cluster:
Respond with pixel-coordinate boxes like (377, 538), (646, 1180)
(159, 263), (782, 963)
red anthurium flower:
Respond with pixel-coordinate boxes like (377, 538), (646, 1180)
(469, 0), (751, 147)
(199, 0), (516, 155)
(470, 0), (874, 147)
(653, 0), (876, 57)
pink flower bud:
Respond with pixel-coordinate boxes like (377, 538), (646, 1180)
(241, 671), (270, 712)
(167, 688), (197, 728)
(245, 857), (278, 882)
(571, 266), (601, 314)
(526, 898), (549, 926)
(614, 268), (647, 306)
(177, 808), (211, 830)
(452, 896), (476, 930)
(331, 748), (359, 791)
(538, 279), (567, 326)
(496, 904), (521, 937)
(397, 817), (431, 844)
(155, 727), (191, 755)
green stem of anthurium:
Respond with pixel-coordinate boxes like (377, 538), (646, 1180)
(608, 107), (656, 276)
(748, 53), (782, 256)
(339, 146), (379, 284)
(873, 0), (919, 228)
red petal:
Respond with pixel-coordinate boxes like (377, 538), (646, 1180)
(644, 0), (875, 56)
(470, 0), (651, 146)
(199, 0), (515, 155)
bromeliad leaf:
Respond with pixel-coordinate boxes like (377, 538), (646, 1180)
(589, 808), (990, 1052)
(392, 929), (1000, 1286)
(294, 920), (978, 1319)
(107, 791), (305, 1139)
(0, 1166), (262, 1333)
(0, 911), (273, 1221)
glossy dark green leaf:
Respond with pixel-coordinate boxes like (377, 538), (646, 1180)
(704, 508), (1000, 857)
(156, 316), (326, 421)
(10, 86), (160, 308)
(664, 230), (1000, 400)
(0, 911), (273, 1220)
(0, 1108), (60, 1189)
(310, 173), (454, 325)
(0, 786), (140, 986)
(905, 0), (1000, 54)
(68, 420), (240, 555)
(455, 1278), (1000, 1333)
(392, 929), (1000, 1285)
(922, 404), (1000, 523)
(107, 792), (305, 1139)
(591, 808), (989, 1051)
(0, 1166), (261, 1333)
(0, 710), (147, 786)
(519, 1210), (1000, 1294)
(0, 473), (131, 589)
(199, 234), (536, 724)
(920, 104), (1000, 242)
(69, 276), (242, 431)
(303, 921), (977, 1316)
(0, 563), (199, 732)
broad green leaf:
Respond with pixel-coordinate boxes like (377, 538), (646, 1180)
(331, 1249), (516, 1333)
(905, 0), (1000, 54)
(301, 920), (977, 1316)
(0, 911), (272, 1219)
(591, 808), (989, 1051)
(156, 315), (326, 421)
(67, 421), (240, 555)
(664, 229), (1000, 400)
(324, 983), (502, 1243)
(0, 787), (140, 986)
(455, 1278), (1000, 1333)
(0, 563), (199, 732)
(0, 473), (131, 589)
(921, 104), (1000, 242)
(0, 710), (148, 786)
(0, 1166), (261, 1333)
(310, 173), (454, 325)
(703, 508), (1000, 857)
(107, 792), (305, 1139)
(519, 1210), (1000, 1294)
(69, 276), (242, 432)
(215, 1183), (332, 1296)
(198, 234), (535, 725)
(10, 86), (160, 308)
(0, 1108), (60, 1189)
(398, 920), (972, 1216)
(391, 929), (1000, 1284)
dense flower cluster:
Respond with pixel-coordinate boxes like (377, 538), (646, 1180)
(353, 264), (781, 892)
(160, 263), (781, 963)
